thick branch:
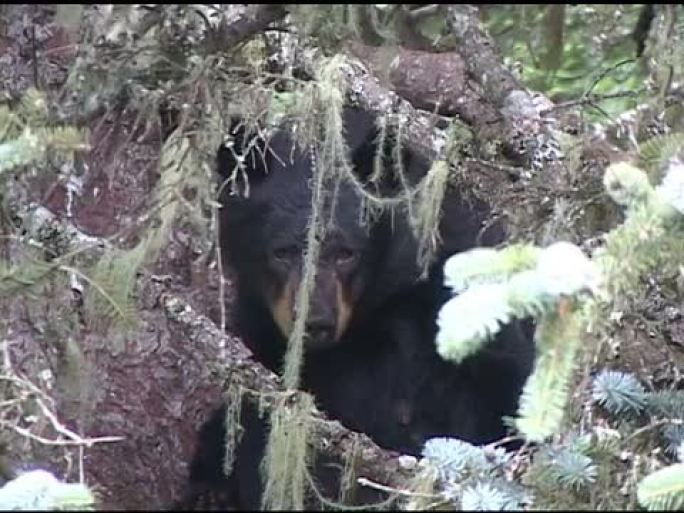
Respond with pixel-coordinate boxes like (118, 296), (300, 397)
(446, 5), (520, 106)
(292, 47), (449, 164)
(162, 295), (416, 494)
(346, 42), (502, 140)
(445, 5), (563, 169)
(203, 4), (287, 53)
(342, 57), (448, 163)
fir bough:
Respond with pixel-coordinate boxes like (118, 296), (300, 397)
(638, 132), (684, 177)
(591, 370), (648, 415)
(421, 437), (528, 510)
(422, 437), (489, 483)
(595, 161), (684, 304)
(437, 240), (600, 367)
(83, 241), (146, 334)
(0, 470), (95, 511)
(637, 463), (684, 511)
(523, 441), (600, 509)
(460, 481), (521, 511)
(546, 449), (598, 491)
(0, 88), (85, 175)
(589, 369), (684, 510)
(515, 305), (584, 442)
(437, 240), (599, 442)
(442, 245), (541, 294)
(646, 390), (684, 419)
(436, 158), (684, 446)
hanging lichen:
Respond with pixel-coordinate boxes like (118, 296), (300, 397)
(260, 393), (315, 510)
(411, 160), (450, 275)
(222, 381), (245, 479)
(337, 435), (360, 505)
(252, 48), (468, 507)
(261, 54), (350, 510)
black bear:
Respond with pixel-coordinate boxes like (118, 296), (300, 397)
(182, 106), (535, 509)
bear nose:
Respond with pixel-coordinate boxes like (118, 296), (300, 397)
(305, 321), (336, 343)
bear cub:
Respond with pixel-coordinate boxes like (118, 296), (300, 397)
(182, 106), (535, 509)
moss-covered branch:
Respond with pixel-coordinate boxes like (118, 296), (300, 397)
(161, 295), (416, 496)
(444, 5), (563, 170)
(202, 4), (287, 54)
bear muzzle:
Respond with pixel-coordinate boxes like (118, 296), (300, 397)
(269, 269), (353, 349)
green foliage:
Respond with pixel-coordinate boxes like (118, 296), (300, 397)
(422, 438), (489, 482)
(0, 469), (95, 510)
(663, 425), (684, 457)
(657, 163), (684, 216)
(437, 241), (600, 367)
(532, 446), (598, 492)
(0, 89), (88, 307)
(591, 370), (648, 415)
(442, 245), (541, 294)
(639, 133), (684, 177)
(288, 5), (414, 51)
(484, 5), (648, 117)
(436, 154), (684, 452)
(437, 240), (600, 441)
(0, 88), (85, 175)
(437, 238), (603, 443)
(637, 463), (684, 511)
(83, 242), (146, 334)
(589, 370), (684, 511)
(460, 481), (521, 511)
(290, 4), (664, 122)
(593, 370), (684, 429)
(0, 259), (56, 298)
(288, 5), (361, 50)
(602, 162), (654, 208)
(548, 450), (598, 491)
(515, 308), (583, 442)
(646, 390), (684, 419)
(0, 127), (81, 174)
(595, 162), (684, 307)
(421, 437), (528, 510)
(436, 282), (515, 364)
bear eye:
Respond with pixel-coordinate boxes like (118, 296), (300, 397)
(335, 248), (357, 266)
(272, 246), (298, 262)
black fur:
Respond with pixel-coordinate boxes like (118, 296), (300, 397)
(180, 106), (535, 509)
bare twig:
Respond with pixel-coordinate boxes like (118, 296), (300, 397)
(543, 90), (643, 115)
(357, 476), (439, 499)
(582, 59), (636, 99)
(0, 422), (124, 447)
(622, 418), (684, 445)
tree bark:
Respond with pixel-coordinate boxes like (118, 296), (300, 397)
(202, 4), (287, 54)
(445, 5), (564, 170)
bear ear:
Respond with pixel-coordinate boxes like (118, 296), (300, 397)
(347, 110), (423, 189)
(216, 118), (269, 187)
(342, 106), (379, 156)
(345, 107), (384, 184)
